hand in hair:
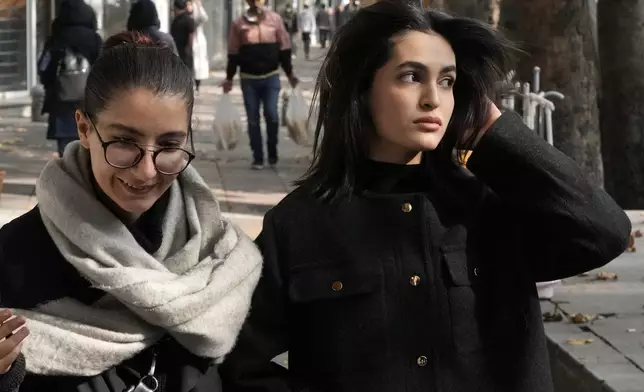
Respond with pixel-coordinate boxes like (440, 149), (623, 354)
(463, 100), (502, 149)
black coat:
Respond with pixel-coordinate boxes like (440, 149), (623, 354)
(219, 112), (631, 392)
(39, 0), (102, 118)
(0, 206), (222, 392)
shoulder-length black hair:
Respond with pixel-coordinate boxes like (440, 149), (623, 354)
(297, 0), (516, 202)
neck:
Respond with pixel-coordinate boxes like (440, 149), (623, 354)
(369, 143), (422, 165)
(248, 6), (262, 15)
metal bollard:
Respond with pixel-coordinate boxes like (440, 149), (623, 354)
(30, 85), (47, 123)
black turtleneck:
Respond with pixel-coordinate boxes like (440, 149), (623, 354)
(359, 160), (431, 194)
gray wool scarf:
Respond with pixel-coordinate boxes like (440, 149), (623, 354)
(13, 142), (262, 376)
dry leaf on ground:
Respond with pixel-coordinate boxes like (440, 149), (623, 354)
(571, 313), (595, 324)
(627, 328), (637, 333)
(542, 312), (563, 322)
(567, 338), (594, 345)
(595, 272), (618, 281)
(634, 230), (643, 238)
(627, 234), (637, 252)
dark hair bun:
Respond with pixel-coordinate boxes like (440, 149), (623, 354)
(102, 31), (159, 51)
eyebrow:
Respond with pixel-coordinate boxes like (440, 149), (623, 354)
(396, 61), (457, 74)
(107, 123), (187, 139)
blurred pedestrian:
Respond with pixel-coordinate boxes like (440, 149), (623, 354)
(38, 0), (102, 157)
(171, 0), (196, 72)
(280, 3), (298, 57)
(127, 0), (178, 55)
(298, 3), (316, 59)
(192, 0), (210, 93)
(223, 0), (299, 170)
(316, 3), (332, 49)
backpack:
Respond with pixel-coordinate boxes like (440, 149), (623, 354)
(55, 48), (90, 103)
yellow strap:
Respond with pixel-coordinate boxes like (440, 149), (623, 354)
(240, 70), (280, 79)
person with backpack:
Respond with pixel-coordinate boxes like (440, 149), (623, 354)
(38, 0), (102, 157)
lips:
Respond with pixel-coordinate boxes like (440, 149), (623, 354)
(117, 178), (156, 195)
(413, 116), (443, 126)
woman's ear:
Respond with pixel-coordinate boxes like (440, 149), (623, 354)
(75, 109), (92, 149)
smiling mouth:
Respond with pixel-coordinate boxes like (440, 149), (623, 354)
(117, 178), (157, 193)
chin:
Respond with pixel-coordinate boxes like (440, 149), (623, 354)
(415, 133), (445, 151)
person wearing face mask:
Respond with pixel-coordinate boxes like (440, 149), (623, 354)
(219, 1), (631, 391)
(223, 0), (299, 170)
(0, 31), (262, 392)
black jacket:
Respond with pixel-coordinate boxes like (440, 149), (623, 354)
(219, 112), (631, 392)
(39, 0), (102, 115)
(0, 205), (222, 392)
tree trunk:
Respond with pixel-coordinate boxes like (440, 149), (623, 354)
(598, 1), (644, 208)
(499, 0), (603, 187)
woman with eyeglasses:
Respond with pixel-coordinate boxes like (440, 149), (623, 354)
(219, 1), (631, 392)
(0, 31), (262, 392)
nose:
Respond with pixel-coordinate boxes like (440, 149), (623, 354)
(420, 84), (440, 110)
(130, 150), (157, 180)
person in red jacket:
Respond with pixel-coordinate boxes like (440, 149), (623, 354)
(223, 0), (299, 170)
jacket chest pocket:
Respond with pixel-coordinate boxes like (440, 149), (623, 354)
(443, 248), (489, 354)
(288, 264), (389, 373)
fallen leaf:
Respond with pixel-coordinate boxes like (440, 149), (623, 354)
(543, 312), (563, 322)
(595, 272), (618, 281)
(571, 313), (594, 324)
(627, 328), (637, 333)
(635, 230), (643, 238)
(567, 338), (594, 345)
(15, 127), (26, 133)
(626, 234), (636, 252)
(598, 312), (617, 319)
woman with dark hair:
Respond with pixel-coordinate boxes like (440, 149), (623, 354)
(219, 1), (631, 391)
(0, 31), (262, 392)
(127, 0), (179, 55)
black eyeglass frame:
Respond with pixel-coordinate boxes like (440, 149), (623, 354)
(84, 111), (196, 175)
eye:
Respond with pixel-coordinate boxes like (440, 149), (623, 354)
(439, 77), (455, 89)
(400, 71), (421, 83)
(160, 141), (183, 148)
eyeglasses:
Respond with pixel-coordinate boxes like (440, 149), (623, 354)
(85, 113), (195, 175)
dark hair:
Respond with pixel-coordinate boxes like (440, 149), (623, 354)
(127, 0), (161, 30)
(84, 31), (194, 142)
(298, 0), (515, 201)
(174, 0), (189, 10)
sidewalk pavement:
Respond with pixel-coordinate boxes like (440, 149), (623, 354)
(544, 210), (644, 392)
(1, 46), (643, 391)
